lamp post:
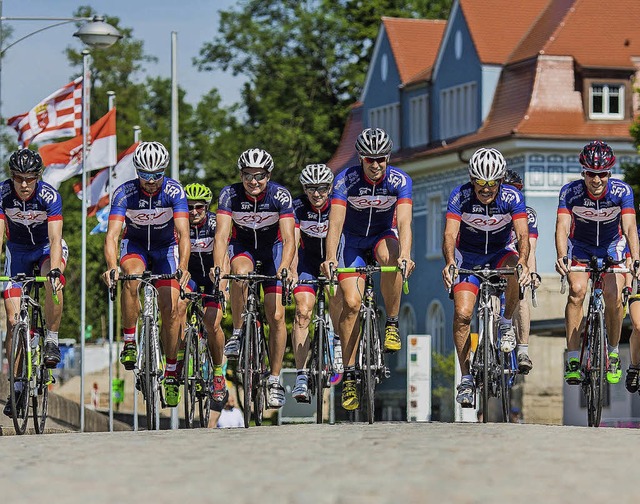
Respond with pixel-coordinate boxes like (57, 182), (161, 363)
(0, 5), (121, 432)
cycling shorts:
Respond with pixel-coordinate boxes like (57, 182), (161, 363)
(568, 237), (626, 264)
(186, 275), (220, 309)
(228, 239), (283, 294)
(337, 229), (397, 279)
(3, 239), (69, 298)
(294, 248), (323, 295)
(120, 239), (179, 288)
(453, 247), (518, 296)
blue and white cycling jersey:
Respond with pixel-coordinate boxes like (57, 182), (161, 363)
(217, 181), (294, 249)
(0, 179), (62, 246)
(293, 194), (330, 265)
(509, 206), (538, 247)
(557, 178), (634, 248)
(331, 164), (412, 237)
(109, 177), (188, 249)
(189, 211), (216, 284)
(446, 182), (527, 255)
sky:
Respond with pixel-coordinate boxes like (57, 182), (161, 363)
(0, 0), (244, 119)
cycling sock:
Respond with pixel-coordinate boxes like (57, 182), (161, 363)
(165, 359), (178, 377)
(45, 330), (58, 345)
(517, 344), (529, 356)
(123, 327), (136, 344)
(213, 364), (223, 377)
(500, 316), (512, 327)
(344, 365), (356, 380)
(232, 328), (242, 338)
(567, 350), (580, 361)
(296, 369), (308, 377)
(607, 344), (619, 355)
(268, 374), (280, 385)
(386, 316), (399, 327)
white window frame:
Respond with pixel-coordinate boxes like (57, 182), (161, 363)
(409, 94), (429, 147)
(368, 103), (400, 152)
(426, 194), (443, 260)
(426, 300), (446, 355)
(589, 83), (624, 119)
(439, 82), (477, 139)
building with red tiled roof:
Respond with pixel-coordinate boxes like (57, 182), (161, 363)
(330, 0), (640, 423)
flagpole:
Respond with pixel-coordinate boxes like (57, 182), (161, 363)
(107, 90), (115, 433)
(80, 49), (91, 433)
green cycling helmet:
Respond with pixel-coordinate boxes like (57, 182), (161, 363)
(184, 183), (212, 204)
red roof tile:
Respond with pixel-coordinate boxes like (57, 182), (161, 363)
(382, 17), (446, 84)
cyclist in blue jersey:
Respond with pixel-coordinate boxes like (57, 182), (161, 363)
(555, 141), (640, 386)
(321, 128), (415, 411)
(503, 169), (540, 373)
(0, 149), (67, 416)
(212, 148), (295, 409)
(442, 148), (531, 407)
(102, 141), (191, 408)
(290, 164), (343, 402)
(183, 182), (228, 404)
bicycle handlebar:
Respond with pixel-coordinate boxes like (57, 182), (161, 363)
(0, 274), (59, 305)
(329, 262), (409, 296)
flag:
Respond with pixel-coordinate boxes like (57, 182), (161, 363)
(40, 109), (117, 189)
(7, 77), (82, 147)
(73, 142), (139, 216)
(90, 206), (110, 234)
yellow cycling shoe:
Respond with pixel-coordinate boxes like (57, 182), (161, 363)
(341, 379), (359, 411)
(384, 325), (401, 352)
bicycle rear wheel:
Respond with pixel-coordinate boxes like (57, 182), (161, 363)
(198, 342), (213, 428)
(314, 322), (326, 424)
(586, 313), (606, 427)
(32, 329), (49, 434)
(183, 328), (197, 428)
(498, 349), (513, 423)
(9, 324), (30, 435)
(241, 315), (255, 428)
(363, 312), (375, 424)
(253, 322), (267, 427)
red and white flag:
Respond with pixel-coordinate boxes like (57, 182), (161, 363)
(73, 142), (139, 216)
(40, 109), (117, 189)
(7, 77), (82, 147)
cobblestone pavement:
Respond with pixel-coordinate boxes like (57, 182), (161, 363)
(0, 422), (637, 503)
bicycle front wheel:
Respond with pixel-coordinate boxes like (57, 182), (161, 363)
(143, 320), (159, 431)
(32, 330), (49, 434)
(363, 312), (375, 424)
(481, 309), (491, 424)
(241, 315), (255, 428)
(586, 313), (606, 427)
(9, 323), (30, 435)
(198, 342), (213, 428)
(498, 349), (513, 423)
(314, 322), (326, 424)
(253, 321), (267, 427)
(183, 328), (197, 428)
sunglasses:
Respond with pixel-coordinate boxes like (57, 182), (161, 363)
(12, 174), (38, 184)
(584, 171), (610, 179)
(137, 170), (165, 182)
(241, 172), (268, 182)
(188, 203), (207, 211)
(305, 185), (330, 195)
(473, 178), (500, 187)
(362, 156), (388, 164)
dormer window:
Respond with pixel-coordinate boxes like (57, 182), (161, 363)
(589, 83), (624, 119)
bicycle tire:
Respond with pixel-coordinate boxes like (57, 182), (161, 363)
(363, 312), (375, 424)
(183, 327), (197, 428)
(498, 349), (512, 423)
(198, 343), (213, 428)
(253, 321), (266, 426)
(242, 315), (254, 428)
(32, 324), (49, 434)
(143, 320), (158, 431)
(9, 323), (30, 435)
(587, 313), (606, 427)
(481, 308), (490, 424)
(314, 321), (326, 424)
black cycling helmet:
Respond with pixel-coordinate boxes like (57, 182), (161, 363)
(503, 169), (523, 190)
(9, 148), (43, 174)
(579, 140), (616, 171)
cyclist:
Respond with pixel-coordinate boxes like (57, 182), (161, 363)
(0, 149), (67, 416)
(290, 164), (342, 403)
(102, 141), (191, 408)
(183, 182), (227, 404)
(556, 140), (640, 386)
(321, 127), (415, 411)
(503, 169), (539, 373)
(442, 148), (531, 407)
(212, 148), (295, 409)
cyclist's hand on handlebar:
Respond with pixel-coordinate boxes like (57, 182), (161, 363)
(555, 256), (570, 276)
(321, 259), (335, 280)
(47, 268), (65, 292)
(398, 256), (415, 278)
(530, 271), (542, 289)
(176, 268), (191, 289)
(102, 268), (119, 287)
(517, 261), (531, 287)
(442, 263), (457, 290)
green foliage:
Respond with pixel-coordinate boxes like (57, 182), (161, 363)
(431, 350), (455, 421)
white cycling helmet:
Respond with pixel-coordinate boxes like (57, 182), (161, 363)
(299, 164), (334, 186)
(133, 141), (170, 172)
(237, 148), (274, 172)
(468, 148), (506, 181)
(355, 128), (393, 157)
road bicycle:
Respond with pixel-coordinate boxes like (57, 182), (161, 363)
(331, 262), (408, 424)
(296, 275), (334, 424)
(217, 264), (288, 428)
(1, 272), (57, 435)
(449, 264), (524, 423)
(110, 270), (179, 430)
(561, 256), (633, 427)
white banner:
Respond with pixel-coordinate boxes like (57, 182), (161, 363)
(407, 334), (431, 422)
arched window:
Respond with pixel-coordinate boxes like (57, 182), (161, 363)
(427, 300), (446, 354)
(397, 303), (416, 370)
